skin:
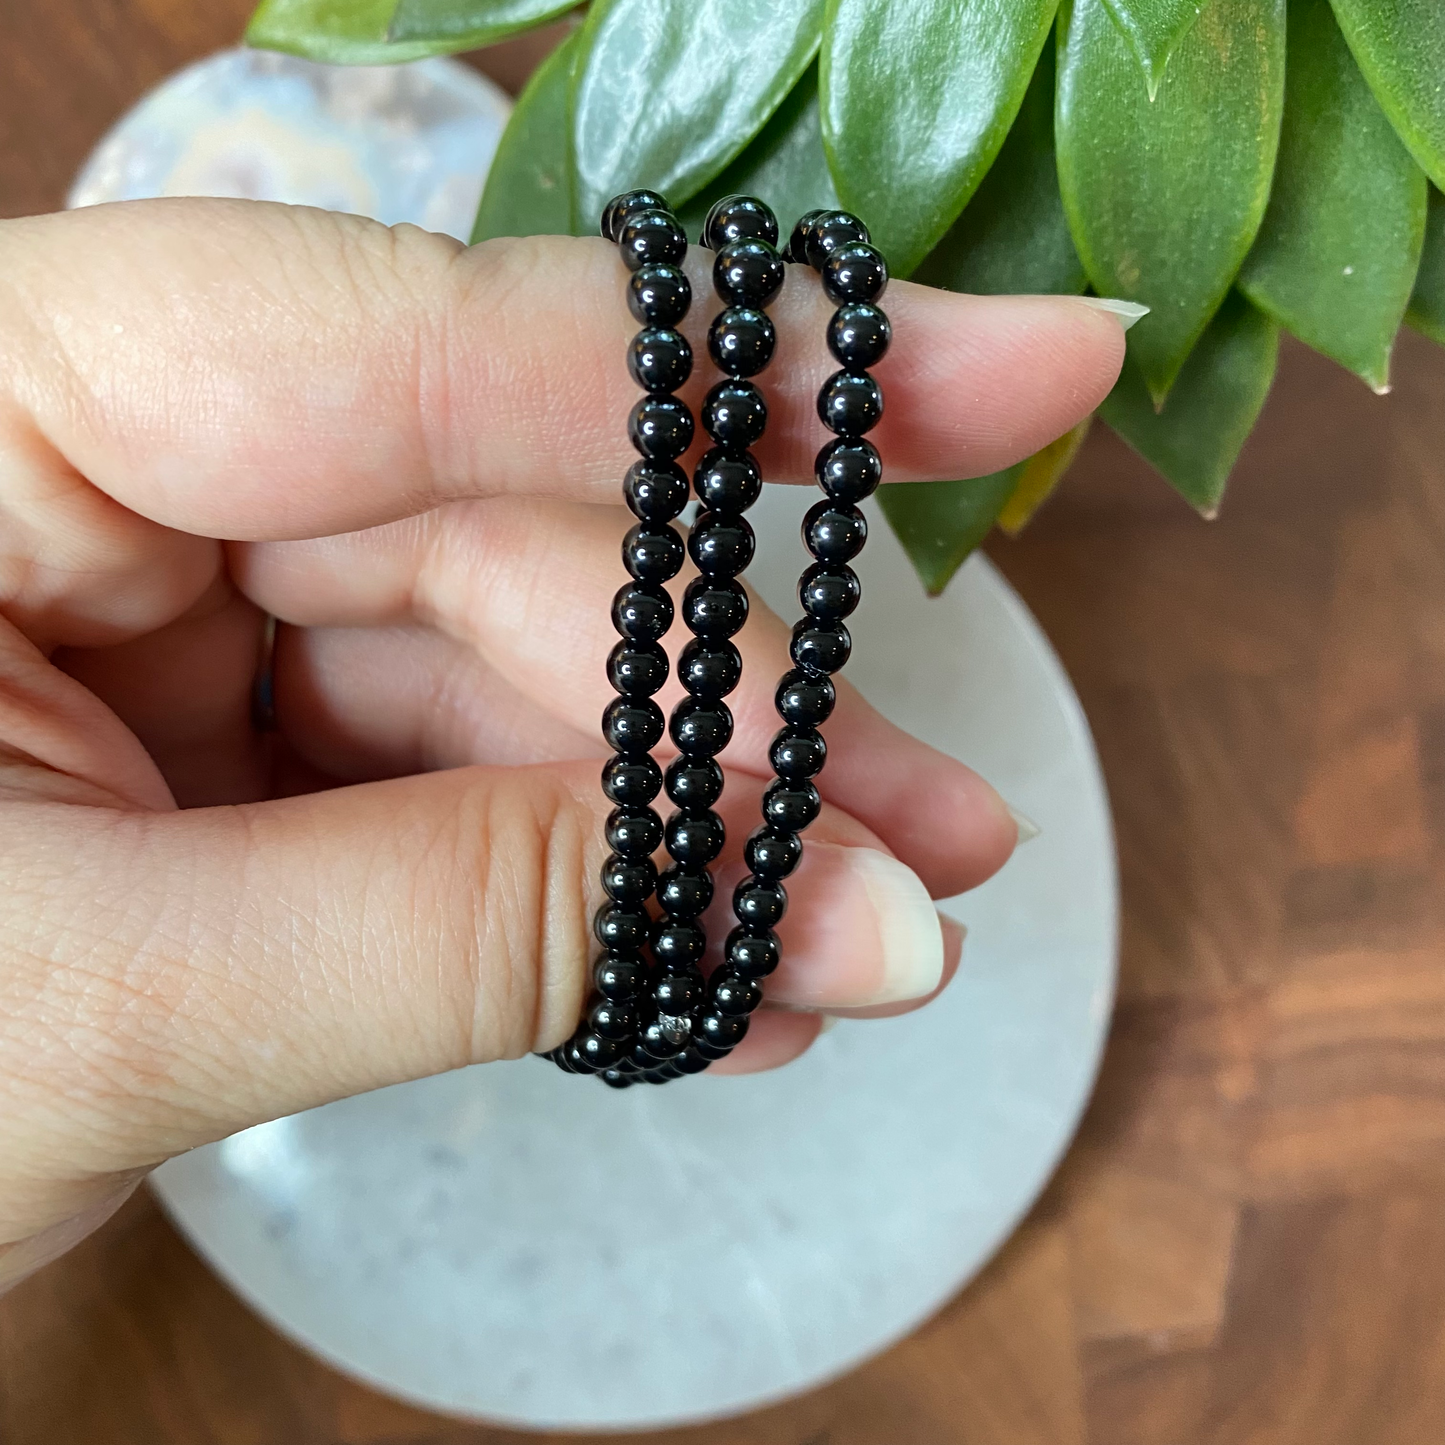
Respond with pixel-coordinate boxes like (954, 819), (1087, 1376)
(0, 198), (1127, 1288)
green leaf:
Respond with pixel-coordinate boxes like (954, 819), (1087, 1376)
(1100, 0), (1210, 97)
(1406, 185), (1445, 346)
(389, 0), (576, 46)
(997, 417), (1093, 536)
(875, 468), (1022, 597)
(1239, 0), (1425, 392)
(570, 0), (825, 228)
(820, 0), (1057, 277)
(247, 0), (439, 62)
(471, 29), (581, 241)
(912, 38), (1084, 297)
(678, 65), (838, 241)
(1056, 0), (1285, 403)
(1099, 291), (1278, 514)
(1329, 0), (1445, 190)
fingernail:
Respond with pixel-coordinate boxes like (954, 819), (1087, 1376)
(1072, 296), (1150, 331)
(818, 1013), (839, 1033)
(1007, 802), (1041, 844)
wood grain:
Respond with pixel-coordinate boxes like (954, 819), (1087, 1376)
(1, 5), (1443, 1441)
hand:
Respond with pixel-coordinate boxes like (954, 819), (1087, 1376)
(0, 198), (1126, 1286)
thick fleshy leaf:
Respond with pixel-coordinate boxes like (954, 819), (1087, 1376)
(678, 66), (838, 241)
(875, 469), (1022, 597)
(389, 0), (575, 45)
(1406, 186), (1445, 346)
(1100, 291), (1278, 514)
(1100, 0), (1211, 97)
(1329, 0), (1445, 190)
(820, 0), (1057, 276)
(471, 30), (581, 241)
(912, 38), (1084, 297)
(247, 0), (439, 62)
(1057, 0), (1285, 403)
(997, 417), (1093, 536)
(570, 0), (825, 229)
(1238, 0), (1425, 392)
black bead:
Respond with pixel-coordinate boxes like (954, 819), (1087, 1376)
(669, 696), (734, 757)
(702, 194), (780, 249)
(674, 1046), (713, 1074)
(785, 208), (829, 264)
(803, 209), (871, 268)
(594, 903), (650, 951)
(602, 695), (665, 753)
(726, 926), (780, 977)
(601, 752), (662, 807)
(623, 459), (689, 521)
(816, 438), (883, 502)
(600, 1069), (633, 1089)
(688, 511), (755, 577)
(733, 876), (788, 928)
(790, 617), (852, 674)
(770, 725), (827, 779)
(622, 522), (685, 583)
(800, 562), (861, 621)
(710, 968), (763, 1016)
(693, 446), (762, 513)
(702, 379), (767, 449)
(606, 806), (664, 858)
(595, 951), (648, 1000)
(818, 369), (883, 436)
(652, 921), (706, 971)
(656, 861), (714, 917)
(639, 1013), (691, 1060)
(664, 754), (725, 809)
(629, 393), (695, 458)
(821, 241), (889, 305)
(775, 667), (836, 726)
(713, 239), (785, 308)
(707, 306), (776, 378)
(690, 1036), (734, 1061)
(574, 1030), (627, 1070)
(653, 970), (704, 1017)
(682, 576), (748, 638)
(619, 208), (687, 271)
(745, 826), (804, 878)
(603, 188), (669, 241)
(611, 581), (673, 641)
(628, 326), (693, 394)
(606, 639), (668, 697)
(696, 1011), (750, 1049)
(763, 779), (821, 832)
(803, 500), (867, 563)
(665, 808), (726, 865)
(827, 301), (891, 369)
(600, 851), (657, 905)
(644, 1062), (684, 1082)
(677, 638), (742, 699)
(590, 997), (640, 1041)
(549, 1042), (577, 1072)
(628, 263), (691, 327)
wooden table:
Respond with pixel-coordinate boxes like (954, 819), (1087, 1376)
(2, 5), (1442, 1441)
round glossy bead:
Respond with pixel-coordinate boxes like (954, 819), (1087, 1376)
(803, 500), (867, 564)
(606, 806), (664, 858)
(696, 1011), (749, 1050)
(669, 696), (734, 757)
(639, 1014), (690, 1059)
(693, 447), (762, 513)
(733, 876), (788, 928)
(574, 1031), (627, 1070)
(710, 969), (763, 1016)
(682, 576), (748, 638)
(657, 862), (714, 917)
(688, 511), (755, 577)
(664, 754), (725, 809)
(790, 617), (852, 674)
(677, 638), (742, 699)
(589, 998), (640, 1041)
(600, 1069), (633, 1089)
(703, 194), (779, 249)
(785, 208), (829, 264)
(827, 301), (891, 369)
(818, 370), (883, 436)
(652, 921), (705, 973)
(594, 952), (648, 1000)
(707, 306), (776, 378)
(725, 926), (780, 978)
(653, 966), (704, 1012)
(619, 208), (687, 271)
(629, 393), (694, 458)
(775, 667), (836, 726)
(601, 752), (662, 807)
(690, 1036), (734, 1062)
(763, 779), (821, 832)
(803, 209), (871, 268)
(623, 459), (689, 521)
(816, 438), (883, 502)
(628, 326), (692, 394)
(713, 239), (785, 308)
(702, 379), (767, 449)
(664, 807), (726, 864)
(628, 263), (691, 327)
(593, 903), (650, 951)
(611, 582), (673, 641)
(800, 562), (861, 622)
(674, 1046), (713, 1074)
(622, 522), (684, 583)
(745, 826), (804, 878)
(600, 852), (657, 905)
(821, 241), (889, 305)
(602, 695), (664, 753)
(603, 188), (669, 241)
(770, 725), (827, 779)
(606, 639), (668, 697)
